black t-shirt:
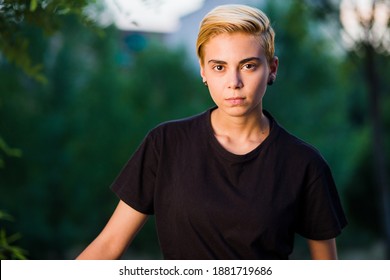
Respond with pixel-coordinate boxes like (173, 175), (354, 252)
(111, 108), (347, 259)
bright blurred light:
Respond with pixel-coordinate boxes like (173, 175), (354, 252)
(340, 0), (390, 51)
(101, 0), (205, 32)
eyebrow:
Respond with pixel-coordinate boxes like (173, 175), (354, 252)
(207, 57), (262, 65)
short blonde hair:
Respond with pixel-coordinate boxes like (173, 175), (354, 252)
(196, 5), (275, 64)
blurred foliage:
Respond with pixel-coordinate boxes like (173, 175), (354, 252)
(0, 137), (22, 168)
(0, 12), (211, 258)
(0, 0), (389, 259)
(302, 0), (390, 258)
(0, 0), (98, 82)
(0, 210), (27, 259)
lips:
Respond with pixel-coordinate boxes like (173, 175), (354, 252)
(226, 97), (246, 105)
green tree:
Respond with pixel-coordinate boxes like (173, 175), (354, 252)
(0, 0), (99, 172)
(0, 0), (97, 82)
(304, 0), (390, 259)
(0, 13), (211, 257)
(264, 0), (358, 258)
(0, 211), (27, 259)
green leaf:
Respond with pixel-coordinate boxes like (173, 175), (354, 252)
(0, 211), (14, 222)
(30, 0), (38, 12)
(0, 137), (22, 158)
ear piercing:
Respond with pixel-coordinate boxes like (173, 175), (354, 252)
(267, 74), (276, 86)
(203, 81), (208, 87)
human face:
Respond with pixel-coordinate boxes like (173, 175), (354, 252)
(200, 32), (277, 118)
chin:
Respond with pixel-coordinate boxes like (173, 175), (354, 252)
(222, 106), (253, 117)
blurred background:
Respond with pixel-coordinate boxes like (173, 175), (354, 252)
(0, 0), (389, 260)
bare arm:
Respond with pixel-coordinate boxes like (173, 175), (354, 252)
(307, 238), (338, 260)
(76, 200), (148, 260)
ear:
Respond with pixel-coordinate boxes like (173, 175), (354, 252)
(267, 56), (279, 86)
(199, 59), (206, 82)
(269, 56), (279, 76)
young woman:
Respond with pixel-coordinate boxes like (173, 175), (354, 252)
(77, 4), (347, 260)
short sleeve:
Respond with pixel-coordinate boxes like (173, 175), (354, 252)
(296, 162), (347, 240)
(110, 131), (159, 215)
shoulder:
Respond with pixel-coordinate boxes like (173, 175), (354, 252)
(266, 110), (329, 170)
(159, 109), (208, 131)
(145, 108), (210, 144)
(280, 128), (323, 160)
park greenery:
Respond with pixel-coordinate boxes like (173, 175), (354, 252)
(0, 0), (389, 259)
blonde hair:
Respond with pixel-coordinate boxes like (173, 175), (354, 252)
(196, 5), (275, 64)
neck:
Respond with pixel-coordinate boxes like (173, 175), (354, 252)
(211, 107), (269, 141)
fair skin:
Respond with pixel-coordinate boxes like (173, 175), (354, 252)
(200, 32), (276, 155)
(200, 31), (338, 259)
(77, 31), (338, 260)
(76, 200), (147, 259)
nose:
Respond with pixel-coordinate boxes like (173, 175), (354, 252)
(227, 70), (243, 89)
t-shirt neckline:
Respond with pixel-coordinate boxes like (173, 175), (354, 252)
(204, 107), (277, 163)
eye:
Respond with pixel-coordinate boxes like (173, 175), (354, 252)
(242, 63), (257, 71)
(213, 65), (225, 71)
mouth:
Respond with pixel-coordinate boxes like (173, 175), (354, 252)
(225, 97), (246, 105)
